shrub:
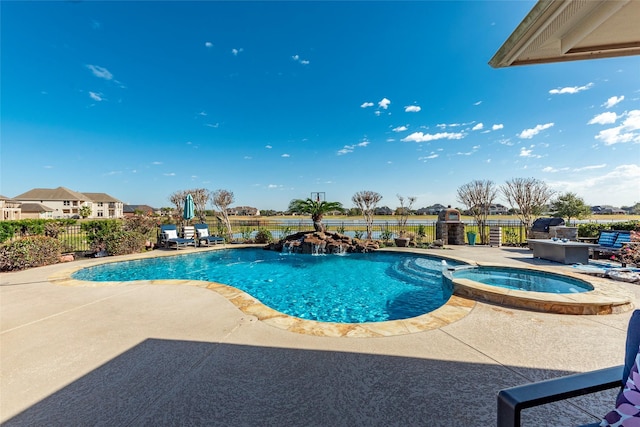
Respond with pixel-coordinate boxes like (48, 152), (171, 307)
(123, 215), (157, 238)
(104, 231), (146, 256)
(0, 222), (18, 243)
(254, 228), (273, 244)
(0, 236), (64, 271)
(81, 220), (122, 252)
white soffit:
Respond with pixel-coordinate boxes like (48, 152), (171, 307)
(489, 0), (640, 68)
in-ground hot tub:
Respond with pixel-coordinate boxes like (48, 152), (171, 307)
(443, 265), (632, 315)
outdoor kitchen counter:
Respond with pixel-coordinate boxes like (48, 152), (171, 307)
(527, 239), (599, 265)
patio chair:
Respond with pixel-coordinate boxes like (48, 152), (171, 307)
(194, 223), (225, 246)
(591, 230), (631, 261)
(159, 224), (195, 250)
(497, 309), (640, 427)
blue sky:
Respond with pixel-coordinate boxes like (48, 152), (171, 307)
(2, 1), (639, 211)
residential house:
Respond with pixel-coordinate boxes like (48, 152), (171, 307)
(228, 206), (260, 216)
(82, 193), (124, 218)
(591, 205), (626, 215)
(374, 206), (393, 215)
(19, 203), (54, 219)
(0, 195), (21, 220)
(416, 204), (447, 215)
(13, 187), (124, 219)
(123, 204), (158, 217)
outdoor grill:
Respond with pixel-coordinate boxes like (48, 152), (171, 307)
(528, 217), (577, 240)
(531, 217), (565, 233)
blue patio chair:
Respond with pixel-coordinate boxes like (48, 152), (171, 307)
(497, 309), (640, 426)
(194, 223), (225, 246)
(159, 224), (195, 250)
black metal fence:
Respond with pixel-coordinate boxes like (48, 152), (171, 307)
(4, 218), (620, 253)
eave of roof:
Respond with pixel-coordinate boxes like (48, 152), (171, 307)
(489, 0), (640, 68)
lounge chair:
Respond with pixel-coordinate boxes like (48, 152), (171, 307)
(591, 230), (631, 261)
(194, 223), (225, 246)
(159, 224), (195, 250)
(497, 310), (640, 427)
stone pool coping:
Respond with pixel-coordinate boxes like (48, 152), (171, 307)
(47, 245), (633, 338)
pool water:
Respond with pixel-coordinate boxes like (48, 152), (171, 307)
(450, 266), (593, 293)
(73, 249), (463, 323)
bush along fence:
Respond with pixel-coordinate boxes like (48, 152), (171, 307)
(1, 218), (638, 271)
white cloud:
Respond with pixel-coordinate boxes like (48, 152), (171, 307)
(474, 101), (482, 106)
(281, 153), (290, 157)
(603, 95), (624, 108)
(472, 123), (484, 131)
(401, 131), (465, 142)
(265, 145), (272, 149)
(573, 164), (606, 172)
(244, 156), (252, 160)
(89, 91), (104, 101)
(374, 111), (381, 117)
(205, 123), (219, 128)
(232, 48), (243, 56)
(361, 102), (374, 108)
(548, 83), (593, 94)
(594, 110), (640, 145)
(588, 112), (618, 125)
(267, 184), (281, 189)
(378, 98), (391, 109)
(548, 164), (640, 206)
(86, 64), (113, 80)
(152, 161), (163, 165)
(292, 54), (309, 65)
(492, 124), (504, 131)
(519, 147), (533, 157)
(337, 140), (369, 155)
(418, 153), (439, 161)
(518, 123), (554, 139)
(164, 172), (176, 176)
(392, 125), (408, 132)
(198, 111), (207, 116)
(404, 105), (421, 113)
(205, 41), (213, 48)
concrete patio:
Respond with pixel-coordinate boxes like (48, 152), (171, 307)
(1, 245), (638, 426)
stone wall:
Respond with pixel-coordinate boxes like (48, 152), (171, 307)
(265, 231), (379, 254)
(528, 226), (578, 241)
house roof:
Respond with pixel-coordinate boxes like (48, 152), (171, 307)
(123, 204), (156, 213)
(14, 186), (87, 201)
(82, 192), (122, 203)
(20, 203), (54, 213)
(490, 0), (640, 68)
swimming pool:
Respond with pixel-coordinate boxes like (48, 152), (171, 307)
(72, 248), (465, 323)
(449, 266), (593, 293)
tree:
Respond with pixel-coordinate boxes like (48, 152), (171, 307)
(456, 180), (497, 244)
(211, 189), (235, 241)
(168, 190), (188, 224)
(187, 188), (210, 223)
(79, 205), (92, 219)
(501, 178), (555, 230)
(550, 192), (591, 224)
(395, 194), (416, 237)
(288, 198), (344, 233)
(352, 191), (382, 239)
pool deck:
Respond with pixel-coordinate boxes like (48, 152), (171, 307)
(2, 244), (639, 426)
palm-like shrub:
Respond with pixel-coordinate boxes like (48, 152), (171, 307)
(288, 198), (343, 232)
